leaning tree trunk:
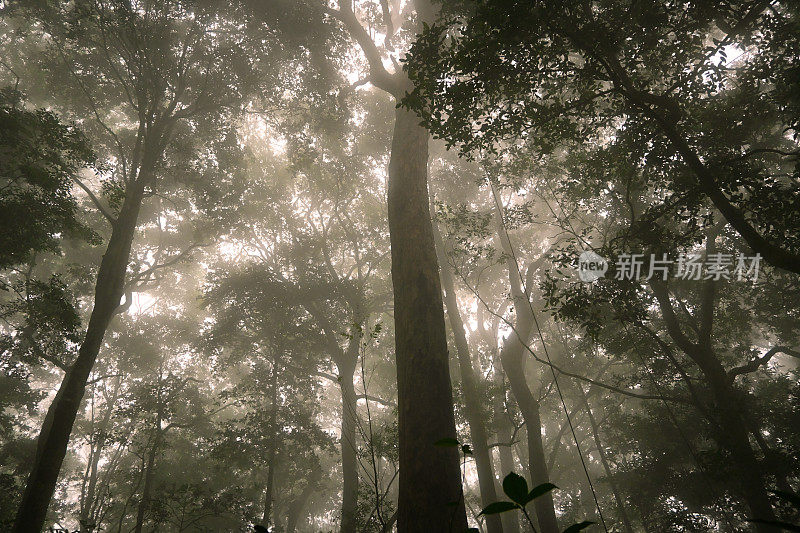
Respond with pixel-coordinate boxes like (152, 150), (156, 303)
(13, 174), (150, 533)
(579, 386), (635, 533)
(388, 88), (467, 532)
(433, 218), (503, 533)
(500, 333), (559, 533)
(650, 280), (779, 531)
(495, 212), (559, 533)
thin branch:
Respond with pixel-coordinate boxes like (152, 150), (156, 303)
(356, 394), (396, 408)
(73, 176), (115, 223)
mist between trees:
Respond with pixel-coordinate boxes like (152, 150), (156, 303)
(1, 1), (799, 532)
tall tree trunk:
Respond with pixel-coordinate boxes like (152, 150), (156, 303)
(332, 0), (465, 527)
(13, 176), (149, 533)
(433, 217), (503, 533)
(493, 383), (521, 533)
(501, 344), (559, 533)
(134, 412), (162, 533)
(705, 363), (779, 532)
(80, 378), (122, 533)
(494, 210), (559, 533)
(389, 92), (466, 532)
(481, 318), (522, 533)
(262, 363), (280, 528)
(578, 386), (635, 533)
(650, 279), (778, 531)
(285, 471), (320, 533)
(338, 352), (359, 532)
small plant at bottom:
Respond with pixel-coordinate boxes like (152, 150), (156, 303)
(478, 472), (595, 533)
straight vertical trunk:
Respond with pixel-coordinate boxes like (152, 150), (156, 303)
(134, 413), (162, 533)
(80, 378), (122, 533)
(262, 364), (280, 528)
(285, 473), (319, 533)
(433, 218), (503, 533)
(482, 321), (522, 533)
(13, 178), (148, 533)
(492, 371), (521, 533)
(338, 357), (359, 532)
(388, 95), (466, 532)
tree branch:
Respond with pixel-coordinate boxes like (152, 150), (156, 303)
(728, 346), (800, 381)
(357, 394), (396, 408)
(73, 176), (115, 224)
(325, 2), (399, 96)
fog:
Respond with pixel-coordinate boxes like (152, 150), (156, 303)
(1, 1), (799, 532)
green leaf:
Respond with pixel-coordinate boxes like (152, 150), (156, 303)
(434, 438), (460, 447)
(527, 482), (558, 503)
(502, 472), (529, 505)
(461, 444), (473, 455)
(478, 501), (519, 516)
(563, 521), (596, 532)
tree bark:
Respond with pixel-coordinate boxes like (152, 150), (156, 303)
(285, 471), (319, 533)
(80, 377), (122, 533)
(480, 314), (522, 533)
(389, 93), (467, 532)
(134, 411), (162, 533)
(331, 0), (466, 527)
(262, 363), (280, 529)
(650, 279), (779, 531)
(13, 175), (149, 533)
(494, 211), (559, 533)
(433, 217), (503, 533)
(493, 382), (521, 533)
(578, 387), (635, 533)
(338, 352), (359, 532)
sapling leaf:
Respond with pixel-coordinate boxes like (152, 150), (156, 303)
(563, 521), (596, 532)
(502, 472), (529, 505)
(434, 437), (460, 447)
(478, 501), (519, 515)
(527, 482), (558, 503)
